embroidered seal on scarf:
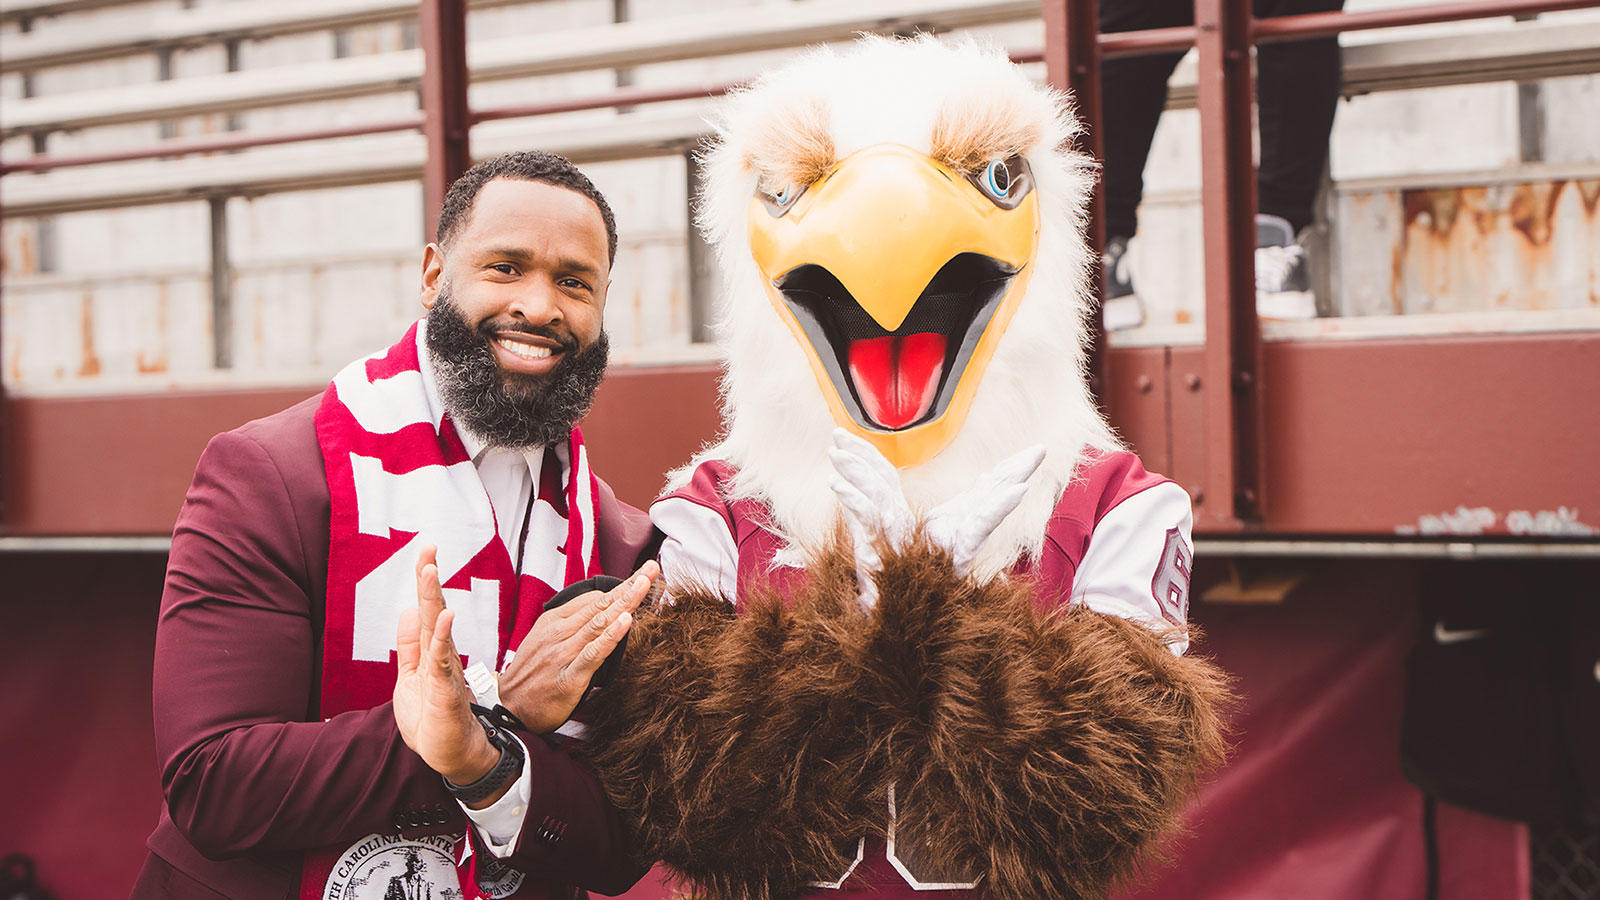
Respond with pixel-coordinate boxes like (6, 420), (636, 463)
(321, 835), (458, 900)
(300, 320), (601, 900)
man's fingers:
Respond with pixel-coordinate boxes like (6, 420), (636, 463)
(396, 607), (421, 674)
(632, 559), (661, 589)
(569, 609), (632, 679)
(430, 608), (461, 676)
(417, 563), (442, 655)
(546, 560), (656, 626)
(600, 566), (657, 615)
(569, 570), (652, 650)
(415, 544), (446, 652)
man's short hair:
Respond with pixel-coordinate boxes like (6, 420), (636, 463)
(436, 150), (618, 263)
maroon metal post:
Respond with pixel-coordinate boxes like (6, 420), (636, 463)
(1193, 0), (1264, 528)
(1043, 0), (1110, 399)
(0, 185), (6, 523)
(419, 0), (470, 242)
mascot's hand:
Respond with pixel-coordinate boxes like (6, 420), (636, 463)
(925, 443), (1045, 577)
(828, 429), (914, 610)
(829, 429), (1044, 607)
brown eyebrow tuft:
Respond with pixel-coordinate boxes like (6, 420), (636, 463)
(929, 91), (1044, 175)
(741, 96), (837, 193)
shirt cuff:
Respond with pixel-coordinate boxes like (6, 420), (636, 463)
(459, 734), (533, 857)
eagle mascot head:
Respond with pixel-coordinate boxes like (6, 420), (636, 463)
(680, 34), (1121, 577)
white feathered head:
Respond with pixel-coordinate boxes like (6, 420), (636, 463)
(680, 34), (1120, 575)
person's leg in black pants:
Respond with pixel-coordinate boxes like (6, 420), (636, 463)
(1253, 0), (1345, 234)
(1098, 0), (1345, 240)
(1097, 0), (1194, 243)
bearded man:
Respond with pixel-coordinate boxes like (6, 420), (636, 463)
(132, 151), (658, 900)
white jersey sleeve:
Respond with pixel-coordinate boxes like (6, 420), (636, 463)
(1070, 481), (1194, 656)
(650, 495), (740, 603)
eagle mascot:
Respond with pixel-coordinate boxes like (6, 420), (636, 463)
(578, 35), (1229, 900)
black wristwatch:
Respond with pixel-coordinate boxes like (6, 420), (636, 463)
(443, 713), (525, 805)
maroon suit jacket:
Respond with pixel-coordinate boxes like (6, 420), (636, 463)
(131, 395), (655, 900)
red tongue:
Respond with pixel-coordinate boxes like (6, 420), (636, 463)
(847, 333), (947, 429)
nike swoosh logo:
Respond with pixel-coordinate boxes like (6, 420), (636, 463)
(1434, 621), (1491, 645)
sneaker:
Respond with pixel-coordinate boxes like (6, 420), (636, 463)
(1255, 214), (1316, 320)
(1100, 235), (1145, 331)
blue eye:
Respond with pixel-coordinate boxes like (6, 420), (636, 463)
(968, 155), (1033, 210)
(983, 159), (1012, 197)
(760, 182), (806, 217)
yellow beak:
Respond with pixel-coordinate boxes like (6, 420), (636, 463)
(746, 143), (1040, 467)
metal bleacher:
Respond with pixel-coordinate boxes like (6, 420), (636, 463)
(0, 1), (1046, 216)
(4, 2), (1598, 218)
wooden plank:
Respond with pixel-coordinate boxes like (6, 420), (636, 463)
(6, 17), (1597, 216)
(0, 0), (135, 23)
(2, 114), (703, 214)
(0, 111), (709, 216)
(0, 0), (1038, 135)
(2, 49), (424, 136)
(1, 0), (531, 72)
(7, 7), (1590, 133)
(1162, 18), (1600, 108)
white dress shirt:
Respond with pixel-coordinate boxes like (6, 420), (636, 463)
(453, 426), (553, 857)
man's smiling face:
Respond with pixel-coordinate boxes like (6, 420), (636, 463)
(421, 176), (614, 448)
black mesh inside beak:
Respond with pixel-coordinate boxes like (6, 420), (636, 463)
(772, 253), (1019, 431)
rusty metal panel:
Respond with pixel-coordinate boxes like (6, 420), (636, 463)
(3, 276), (214, 387)
(1331, 176), (1600, 320)
(1397, 179), (1600, 314)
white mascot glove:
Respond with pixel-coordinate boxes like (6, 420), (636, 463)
(827, 428), (1045, 610)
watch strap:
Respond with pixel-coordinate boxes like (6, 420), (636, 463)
(443, 715), (525, 806)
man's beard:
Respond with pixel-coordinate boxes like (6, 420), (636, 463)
(424, 290), (609, 449)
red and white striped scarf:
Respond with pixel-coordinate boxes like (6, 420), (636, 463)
(300, 320), (599, 900)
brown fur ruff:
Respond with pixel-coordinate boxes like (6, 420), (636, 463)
(578, 539), (1230, 900)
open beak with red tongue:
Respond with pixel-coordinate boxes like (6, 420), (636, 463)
(747, 143), (1040, 467)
